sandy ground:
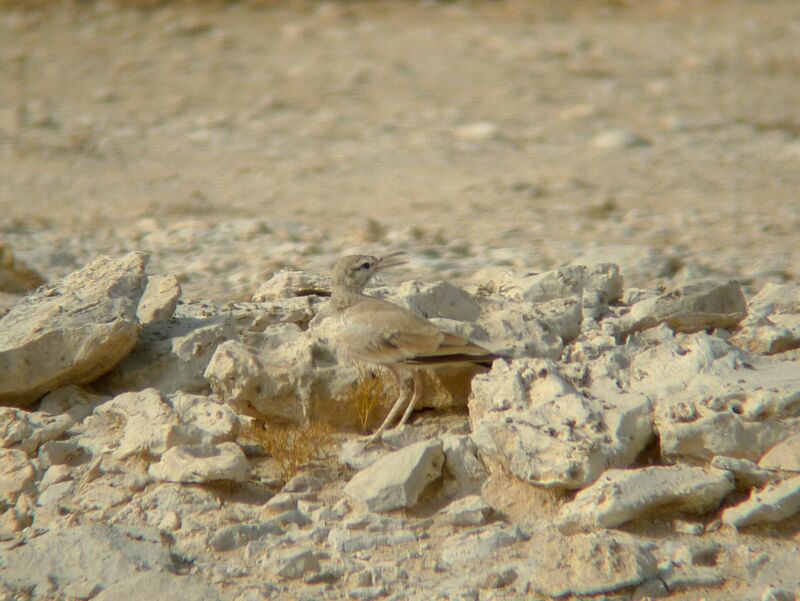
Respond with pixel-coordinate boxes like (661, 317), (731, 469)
(1, 0), (799, 299)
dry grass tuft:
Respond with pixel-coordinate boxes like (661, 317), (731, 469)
(348, 367), (393, 433)
(240, 419), (333, 481)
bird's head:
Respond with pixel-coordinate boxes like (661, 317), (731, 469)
(331, 252), (406, 294)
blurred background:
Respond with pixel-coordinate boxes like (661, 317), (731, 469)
(1, 0), (799, 301)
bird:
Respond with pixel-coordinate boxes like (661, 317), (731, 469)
(325, 252), (495, 443)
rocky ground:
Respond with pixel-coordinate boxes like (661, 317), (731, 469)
(1, 1), (800, 600)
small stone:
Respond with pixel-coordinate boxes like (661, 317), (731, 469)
(557, 466), (734, 533)
(437, 495), (492, 527)
(136, 274), (181, 324)
(148, 442), (250, 483)
(343, 439), (444, 512)
(592, 129), (651, 149)
(0, 448), (35, 499)
(722, 476), (800, 528)
(759, 434), (800, 473)
(452, 122), (499, 142)
(159, 511), (181, 531)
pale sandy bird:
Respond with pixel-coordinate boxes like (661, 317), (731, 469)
(328, 253), (495, 443)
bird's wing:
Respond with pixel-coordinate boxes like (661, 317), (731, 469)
(339, 297), (491, 365)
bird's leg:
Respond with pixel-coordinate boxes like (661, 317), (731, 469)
(365, 366), (410, 445)
(395, 369), (422, 429)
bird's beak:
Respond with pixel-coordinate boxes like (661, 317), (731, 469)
(375, 251), (407, 272)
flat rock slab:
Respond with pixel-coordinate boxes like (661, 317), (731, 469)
(627, 280), (746, 334)
(0, 252), (148, 406)
(557, 466), (734, 533)
(623, 332), (800, 462)
(519, 530), (659, 598)
(722, 476), (800, 528)
(343, 439), (444, 512)
(148, 442), (250, 483)
(492, 263), (624, 304)
(469, 358), (652, 488)
(93, 572), (221, 601)
(0, 524), (176, 595)
(759, 434), (800, 472)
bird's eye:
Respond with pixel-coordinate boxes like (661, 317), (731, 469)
(360, 262), (371, 269)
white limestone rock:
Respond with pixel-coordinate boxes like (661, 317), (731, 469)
(100, 313), (237, 395)
(441, 434), (487, 496)
(93, 572), (222, 601)
(0, 252), (148, 406)
(136, 274), (181, 324)
(759, 434), (800, 473)
(722, 476), (800, 528)
(343, 439), (444, 512)
(148, 442), (250, 483)
(436, 494), (492, 527)
(0, 448), (35, 501)
(622, 333), (800, 462)
(745, 282), (800, 318)
(490, 263), (623, 304)
(711, 455), (778, 489)
(87, 388), (204, 460)
(469, 359), (652, 489)
(167, 391), (240, 443)
(518, 530), (659, 598)
(204, 330), (356, 425)
(264, 547), (325, 580)
(380, 280), (481, 322)
(626, 280), (746, 334)
(251, 270), (330, 301)
(439, 523), (524, 567)
(0, 524), (183, 596)
(556, 466), (734, 533)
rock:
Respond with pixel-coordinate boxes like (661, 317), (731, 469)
(491, 264), (623, 304)
(251, 270), (330, 301)
(382, 280), (481, 322)
(440, 434), (487, 496)
(759, 434), (800, 472)
(556, 466), (734, 533)
(0, 524), (176, 594)
(0, 252), (148, 406)
(0, 243), (45, 293)
(721, 476), (800, 528)
(518, 530), (659, 598)
(87, 388), (203, 460)
(209, 522), (283, 552)
(436, 495), (492, 527)
(439, 523), (524, 567)
(100, 313), (238, 395)
(731, 316), (800, 355)
(711, 456), (778, 489)
(592, 129), (651, 149)
(471, 303), (566, 359)
(626, 280), (746, 335)
(0, 448), (35, 501)
(93, 572), (222, 601)
(148, 442), (250, 483)
(265, 547), (324, 580)
(37, 480), (75, 506)
(745, 282), (800, 318)
(452, 121), (499, 142)
(0, 408), (75, 455)
(469, 359), (652, 488)
(136, 274), (181, 324)
(343, 439), (444, 512)
(623, 332), (800, 462)
(167, 391), (240, 443)
(327, 527), (417, 553)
